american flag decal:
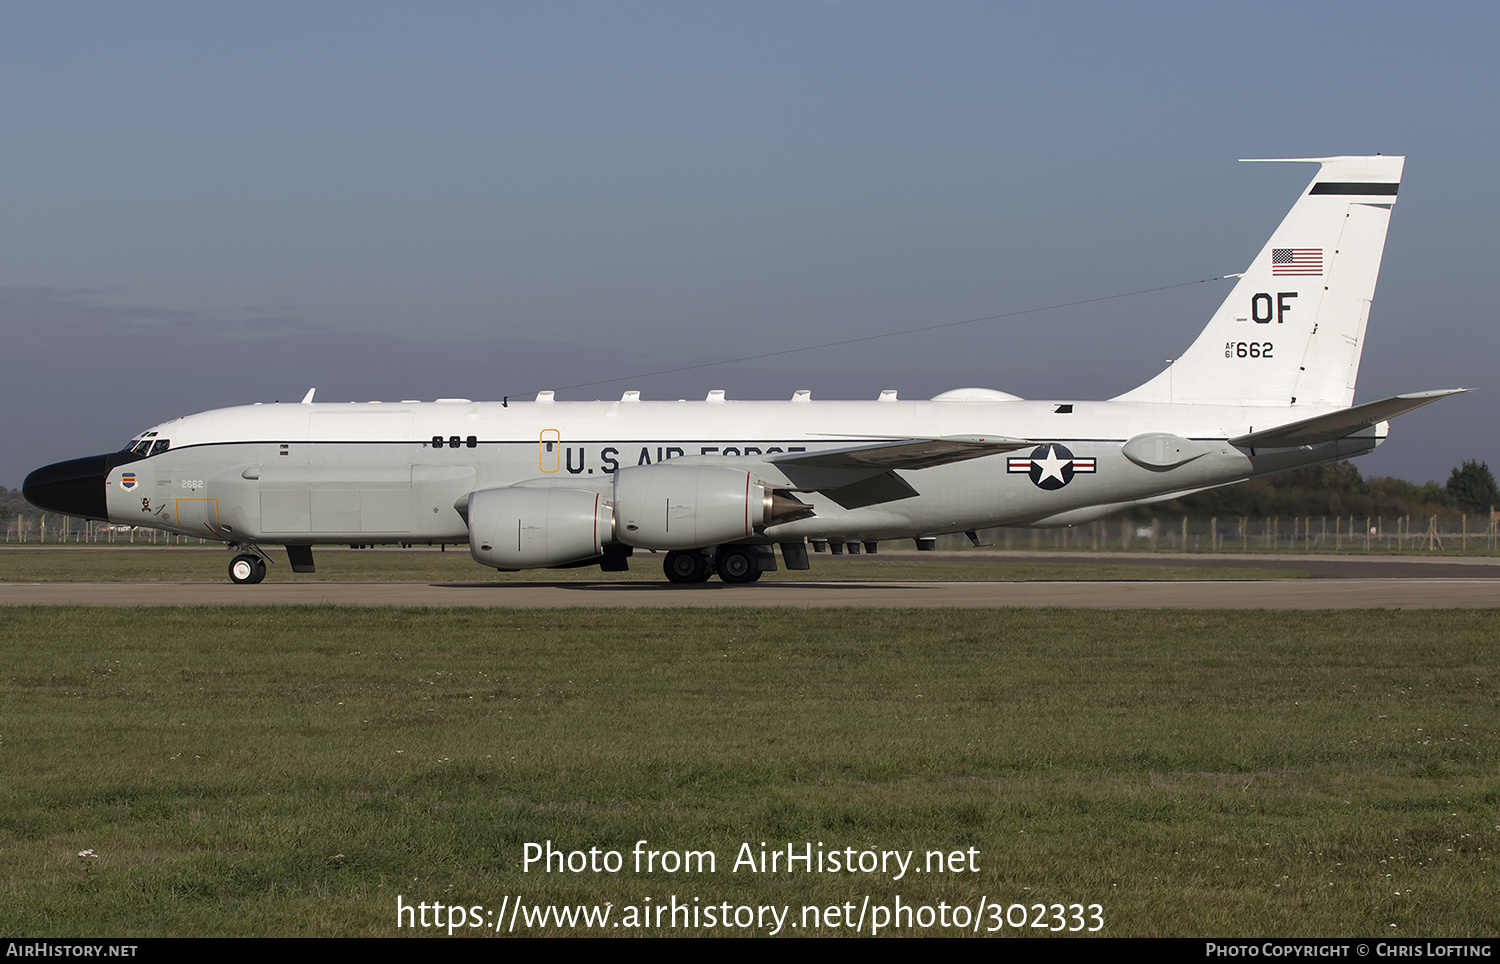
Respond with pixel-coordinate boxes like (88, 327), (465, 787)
(1272, 247), (1323, 276)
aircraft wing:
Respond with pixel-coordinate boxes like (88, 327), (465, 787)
(1230, 389), (1468, 448)
(769, 434), (1034, 471)
(765, 435), (1032, 509)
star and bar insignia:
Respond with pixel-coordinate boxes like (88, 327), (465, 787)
(1007, 443), (1096, 490)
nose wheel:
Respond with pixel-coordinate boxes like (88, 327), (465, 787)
(229, 553), (267, 585)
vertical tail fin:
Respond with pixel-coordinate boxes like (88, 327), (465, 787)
(1114, 155), (1404, 408)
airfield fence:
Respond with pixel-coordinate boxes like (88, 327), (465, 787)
(6, 512), (1500, 555)
(975, 513), (1500, 554)
(6, 517), (217, 546)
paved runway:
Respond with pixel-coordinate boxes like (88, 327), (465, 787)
(5, 576), (1500, 608)
(5, 549), (1500, 608)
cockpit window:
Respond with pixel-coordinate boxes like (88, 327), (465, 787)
(118, 434), (167, 455)
(122, 431), (161, 456)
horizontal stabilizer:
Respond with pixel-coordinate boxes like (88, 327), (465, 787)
(772, 435), (1032, 471)
(1230, 389), (1468, 448)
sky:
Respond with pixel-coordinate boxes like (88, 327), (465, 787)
(4, 1), (1496, 489)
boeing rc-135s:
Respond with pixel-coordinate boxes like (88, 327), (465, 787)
(25, 156), (1466, 584)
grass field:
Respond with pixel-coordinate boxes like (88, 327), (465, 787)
(1, 606), (1494, 937)
(0, 546), (1307, 584)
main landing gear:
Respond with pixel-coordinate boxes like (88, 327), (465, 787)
(663, 549), (713, 584)
(661, 546), (765, 584)
(714, 545), (762, 584)
(229, 553), (267, 585)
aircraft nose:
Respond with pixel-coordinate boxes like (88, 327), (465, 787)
(23, 454), (117, 521)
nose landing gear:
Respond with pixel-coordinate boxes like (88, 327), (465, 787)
(229, 553), (267, 584)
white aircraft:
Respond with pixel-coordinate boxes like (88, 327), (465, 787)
(24, 155), (1464, 584)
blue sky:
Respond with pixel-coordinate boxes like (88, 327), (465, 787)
(4, 2), (1496, 488)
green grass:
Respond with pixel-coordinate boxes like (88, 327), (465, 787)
(1, 607), (1495, 936)
(0, 546), (1306, 583)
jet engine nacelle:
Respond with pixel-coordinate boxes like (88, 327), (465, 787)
(612, 464), (775, 550)
(467, 486), (612, 570)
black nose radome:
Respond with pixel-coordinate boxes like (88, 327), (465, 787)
(23, 452), (142, 522)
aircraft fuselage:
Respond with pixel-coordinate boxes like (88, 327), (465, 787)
(91, 395), (1379, 547)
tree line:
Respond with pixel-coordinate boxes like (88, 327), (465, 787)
(1135, 459), (1498, 522)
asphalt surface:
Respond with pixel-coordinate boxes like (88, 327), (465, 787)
(5, 549), (1500, 608)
